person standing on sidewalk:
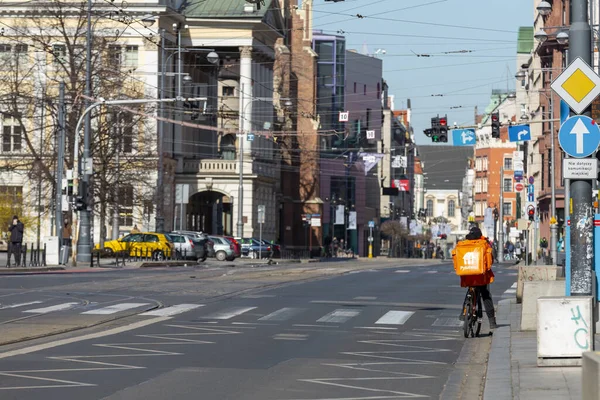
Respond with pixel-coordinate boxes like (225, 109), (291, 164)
(62, 219), (72, 247)
(7, 215), (24, 267)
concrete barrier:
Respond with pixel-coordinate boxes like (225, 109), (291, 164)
(516, 266), (559, 303)
(583, 352), (600, 399)
(520, 280), (564, 331)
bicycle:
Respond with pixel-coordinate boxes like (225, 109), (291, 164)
(462, 286), (482, 338)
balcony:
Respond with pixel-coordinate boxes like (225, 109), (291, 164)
(182, 159), (278, 180)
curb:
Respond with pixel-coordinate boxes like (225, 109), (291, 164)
(0, 266), (66, 274)
(483, 298), (513, 400)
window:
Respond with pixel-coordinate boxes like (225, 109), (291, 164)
(504, 158), (512, 170)
(53, 44), (66, 66)
(111, 112), (133, 153)
(475, 157), (482, 172)
(448, 200), (456, 217)
(2, 114), (21, 152)
(0, 44), (10, 61)
(503, 202), (512, 217)
(222, 86), (234, 96)
(426, 199), (434, 217)
(503, 178), (512, 192)
(119, 185), (134, 226)
(144, 234), (158, 243)
(108, 45), (121, 67)
(315, 40), (334, 62)
(124, 45), (138, 67)
(15, 44), (27, 65)
(475, 178), (482, 193)
(483, 156), (488, 170)
(483, 177), (488, 192)
(0, 186), (22, 210)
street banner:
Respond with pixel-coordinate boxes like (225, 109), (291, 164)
(335, 205), (345, 225)
(348, 211), (357, 230)
(484, 207), (495, 238)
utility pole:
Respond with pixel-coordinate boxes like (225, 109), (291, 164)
(236, 83), (245, 238)
(36, 93), (45, 250)
(569, 0), (593, 296)
(76, 0), (93, 263)
(548, 76), (558, 267)
(498, 166), (504, 261)
(55, 82), (65, 250)
(155, 29), (166, 233)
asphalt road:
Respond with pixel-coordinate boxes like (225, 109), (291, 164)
(0, 261), (517, 399)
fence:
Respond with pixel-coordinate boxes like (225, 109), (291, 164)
(90, 247), (193, 268)
(6, 243), (46, 267)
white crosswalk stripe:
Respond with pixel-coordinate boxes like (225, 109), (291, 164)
(81, 303), (149, 315)
(375, 310), (415, 325)
(317, 309), (361, 323)
(23, 302), (79, 314)
(204, 306), (257, 320)
(0, 301), (44, 310)
(140, 304), (204, 317)
(259, 307), (306, 321)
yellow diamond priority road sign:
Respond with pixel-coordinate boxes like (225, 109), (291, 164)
(551, 57), (600, 114)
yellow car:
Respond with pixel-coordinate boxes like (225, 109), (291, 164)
(96, 232), (173, 260)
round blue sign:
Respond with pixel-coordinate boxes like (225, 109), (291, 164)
(528, 176), (534, 184)
(558, 115), (600, 158)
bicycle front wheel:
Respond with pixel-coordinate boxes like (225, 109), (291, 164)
(463, 303), (472, 338)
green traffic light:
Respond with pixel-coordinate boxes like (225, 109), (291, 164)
(432, 135), (439, 142)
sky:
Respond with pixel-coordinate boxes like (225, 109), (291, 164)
(309, 0), (533, 145)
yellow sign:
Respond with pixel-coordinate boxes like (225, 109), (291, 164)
(551, 57), (600, 114)
(550, 217), (557, 225)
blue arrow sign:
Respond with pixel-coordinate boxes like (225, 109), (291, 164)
(558, 115), (600, 158)
(247, 133), (255, 142)
(451, 129), (476, 146)
(508, 124), (531, 142)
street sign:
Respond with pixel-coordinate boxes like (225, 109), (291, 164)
(514, 171), (523, 181)
(508, 125), (531, 142)
(257, 205), (265, 224)
(563, 158), (598, 179)
(247, 133), (255, 142)
(558, 115), (600, 158)
(175, 184), (190, 204)
(551, 57), (600, 114)
(529, 176), (534, 185)
(515, 182), (524, 192)
(368, 220), (375, 228)
(338, 111), (349, 122)
(451, 129), (476, 146)
(366, 130), (375, 139)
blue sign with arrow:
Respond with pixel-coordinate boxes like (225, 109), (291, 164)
(558, 115), (600, 158)
(508, 124), (531, 142)
(451, 129), (476, 146)
(247, 133), (255, 142)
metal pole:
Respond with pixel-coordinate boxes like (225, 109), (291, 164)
(112, 147), (119, 240)
(570, 0), (594, 296)
(498, 167), (504, 262)
(155, 29), (166, 233)
(55, 82), (65, 247)
(236, 83), (245, 238)
(37, 93), (45, 250)
(76, 0), (93, 263)
(180, 199), (183, 230)
(259, 221), (262, 259)
(549, 74), (558, 266)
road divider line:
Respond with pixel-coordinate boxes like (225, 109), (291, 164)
(0, 317), (170, 360)
(0, 301), (44, 310)
(82, 303), (150, 315)
(23, 302), (79, 314)
(140, 304), (203, 317)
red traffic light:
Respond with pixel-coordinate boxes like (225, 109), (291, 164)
(439, 118), (447, 126)
(491, 113), (499, 122)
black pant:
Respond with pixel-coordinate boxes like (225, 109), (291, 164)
(475, 285), (495, 319)
(8, 242), (22, 267)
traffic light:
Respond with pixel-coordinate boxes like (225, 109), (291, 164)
(438, 116), (448, 142)
(429, 116), (448, 143)
(491, 112), (500, 138)
(423, 128), (433, 137)
(75, 196), (86, 211)
(527, 206), (535, 221)
(67, 179), (73, 197)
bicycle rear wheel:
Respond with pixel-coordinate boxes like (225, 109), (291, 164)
(463, 303), (472, 338)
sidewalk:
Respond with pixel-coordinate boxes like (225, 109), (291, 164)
(484, 298), (582, 399)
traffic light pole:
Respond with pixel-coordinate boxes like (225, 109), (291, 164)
(498, 166), (504, 262)
(569, 0), (594, 296)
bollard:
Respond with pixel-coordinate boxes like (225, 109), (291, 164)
(42, 243), (47, 266)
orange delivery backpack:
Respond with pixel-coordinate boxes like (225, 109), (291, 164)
(452, 239), (493, 276)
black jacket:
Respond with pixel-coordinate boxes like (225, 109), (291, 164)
(9, 221), (23, 243)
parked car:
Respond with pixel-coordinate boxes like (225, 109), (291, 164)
(223, 236), (242, 258)
(169, 233), (207, 262)
(237, 238), (271, 259)
(172, 230), (214, 258)
(208, 236), (236, 261)
(96, 232), (173, 260)
(259, 239), (280, 258)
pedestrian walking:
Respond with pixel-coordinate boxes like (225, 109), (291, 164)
(63, 219), (72, 247)
(7, 215), (24, 267)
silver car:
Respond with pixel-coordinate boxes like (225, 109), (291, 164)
(208, 236), (236, 261)
(168, 233), (196, 259)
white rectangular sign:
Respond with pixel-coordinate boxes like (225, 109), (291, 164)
(563, 159), (598, 179)
(257, 205), (265, 224)
(175, 184), (190, 204)
(366, 130), (375, 139)
(310, 217), (321, 227)
(338, 111), (349, 122)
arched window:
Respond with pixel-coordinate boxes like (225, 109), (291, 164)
(426, 199), (434, 217)
(448, 200), (456, 217)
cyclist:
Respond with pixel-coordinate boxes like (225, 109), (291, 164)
(456, 226), (497, 329)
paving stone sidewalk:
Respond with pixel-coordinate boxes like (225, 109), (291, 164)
(484, 298), (582, 400)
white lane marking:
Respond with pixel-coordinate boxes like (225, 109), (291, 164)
(140, 304), (203, 317)
(273, 333), (308, 341)
(23, 302), (79, 314)
(0, 301), (44, 310)
(375, 311), (415, 325)
(355, 326), (397, 330)
(317, 309), (361, 324)
(503, 289), (516, 294)
(395, 270), (410, 273)
(511, 282), (517, 288)
(426, 271), (438, 274)
(293, 324), (339, 328)
(81, 303), (149, 315)
(0, 317), (170, 360)
(0, 372), (96, 390)
(296, 378), (429, 398)
(204, 306), (257, 320)
(354, 296), (377, 300)
(259, 307), (306, 322)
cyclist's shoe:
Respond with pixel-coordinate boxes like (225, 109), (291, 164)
(489, 317), (498, 329)
(459, 308), (465, 321)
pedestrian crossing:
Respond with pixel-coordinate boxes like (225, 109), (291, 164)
(0, 299), (425, 327)
(502, 282), (517, 298)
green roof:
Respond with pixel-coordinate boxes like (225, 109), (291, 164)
(517, 26), (534, 54)
(184, 0), (273, 18)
